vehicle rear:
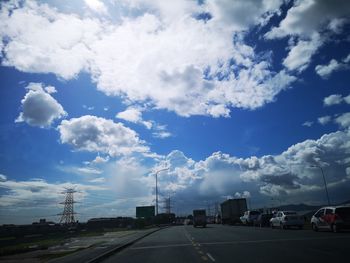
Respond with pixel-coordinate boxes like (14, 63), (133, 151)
(331, 206), (350, 232)
(282, 211), (304, 228)
(193, 209), (207, 228)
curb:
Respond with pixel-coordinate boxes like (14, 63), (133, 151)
(85, 227), (164, 263)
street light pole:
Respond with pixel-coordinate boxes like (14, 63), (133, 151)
(310, 165), (330, 205)
(154, 167), (169, 215)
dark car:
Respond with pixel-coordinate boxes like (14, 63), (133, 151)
(253, 213), (273, 227)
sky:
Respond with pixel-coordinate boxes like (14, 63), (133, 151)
(0, 0), (350, 224)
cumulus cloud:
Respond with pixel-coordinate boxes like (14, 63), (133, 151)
(84, 0), (108, 15)
(324, 94), (343, 106)
(318, 115), (332, 125)
(15, 83), (66, 128)
(335, 112), (350, 129)
(116, 107), (152, 129)
(0, 0), (296, 118)
(0, 174), (7, 182)
(282, 33), (322, 72)
(265, 0), (350, 72)
(153, 128), (350, 207)
(58, 115), (149, 156)
(315, 54), (350, 78)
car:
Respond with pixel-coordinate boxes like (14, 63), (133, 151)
(311, 205), (350, 233)
(253, 213), (273, 227)
(240, 210), (261, 225)
(270, 211), (304, 229)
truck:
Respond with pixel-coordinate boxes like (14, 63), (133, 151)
(193, 209), (207, 228)
(220, 198), (247, 225)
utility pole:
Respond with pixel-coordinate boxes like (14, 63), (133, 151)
(58, 188), (77, 225)
(310, 165), (330, 205)
(154, 167), (169, 215)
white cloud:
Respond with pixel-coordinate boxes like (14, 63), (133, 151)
(84, 0), (108, 15)
(324, 94), (343, 106)
(0, 1), (99, 79)
(151, 127), (350, 206)
(335, 112), (350, 129)
(58, 115), (149, 156)
(315, 59), (341, 78)
(0, 0), (296, 118)
(0, 174), (7, 182)
(15, 83), (66, 128)
(0, 178), (105, 207)
(92, 155), (110, 164)
(265, 0), (350, 72)
(282, 33), (322, 72)
(204, 0), (283, 31)
(265, 0), (350, 39)
(344, 95), (350, 104)
(302, 121), (313, 127)
(315, 53), (350, 78)
(318, 115), (332, 125)
(44, 85), (57, 94)
(116, 107), (152, 129)
(89, 177), (106, 183)
(58, 165), (103, 175)
(152, 124), (172, 139)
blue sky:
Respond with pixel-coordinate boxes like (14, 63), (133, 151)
(0, 0), (350, 224)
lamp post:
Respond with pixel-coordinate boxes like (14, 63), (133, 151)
(310, 165), (330, 206)
(154, 167), (169, 215)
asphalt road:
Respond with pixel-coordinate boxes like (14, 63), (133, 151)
(102, 224), (349, 263)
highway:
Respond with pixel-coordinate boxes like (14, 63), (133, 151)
(103, 224), (349, 263)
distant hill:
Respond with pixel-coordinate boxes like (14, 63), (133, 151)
(274, 203), (321, 212)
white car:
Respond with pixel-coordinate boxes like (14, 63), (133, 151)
(311, 206), (350, 233)
(240, 211), (261, 225)
(270, 211), (304, 229)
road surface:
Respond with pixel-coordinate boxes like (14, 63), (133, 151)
(102, 224), (349, 263)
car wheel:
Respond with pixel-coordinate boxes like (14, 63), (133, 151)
(332, 224), (340, 233)
(298, 225), (303, 230)
(312, 223), (318, 232)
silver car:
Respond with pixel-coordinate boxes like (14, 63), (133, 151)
(270, 211), (304, 229)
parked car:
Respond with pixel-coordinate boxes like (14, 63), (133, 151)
(240, 211), (261, 225)
(311, 205), (350, 233)
(253, 213), (273, 227)
(270, 211), (304, 229)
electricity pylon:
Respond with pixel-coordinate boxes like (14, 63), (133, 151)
(58, 188), (77, 224)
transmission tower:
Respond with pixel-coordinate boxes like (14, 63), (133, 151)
(58, 188), (77, 224)
(163, 195), (173, 214)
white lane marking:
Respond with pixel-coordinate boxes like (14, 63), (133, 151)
(200, 235), (350, 246)
(131, 243), (193, 250)
(207, 253), (215, 262)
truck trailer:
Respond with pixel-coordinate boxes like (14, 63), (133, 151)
(193, 209), (207, 228)
(220, 198), (247, 225)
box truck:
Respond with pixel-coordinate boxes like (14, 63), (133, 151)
(220, 198), (247, 225)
